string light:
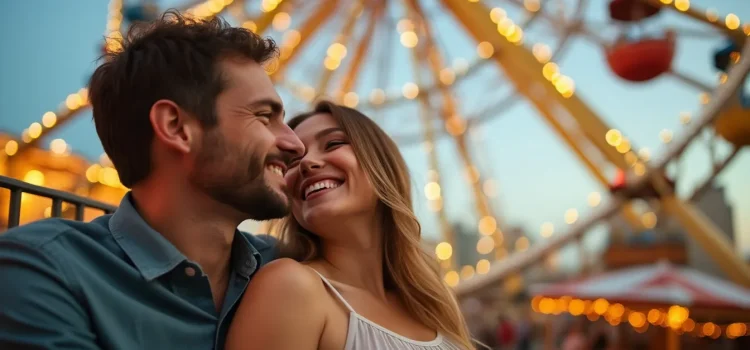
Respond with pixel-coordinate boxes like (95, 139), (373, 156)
(531, 296), (749, 339)
(7, 0), (231, 159)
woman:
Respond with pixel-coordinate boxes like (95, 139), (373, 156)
(226, 101), (474, 349)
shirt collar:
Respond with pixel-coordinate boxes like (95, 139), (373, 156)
(110, 193), (186, 281)
(109, 192), (264, 281)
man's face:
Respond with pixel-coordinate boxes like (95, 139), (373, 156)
(189, 58), (304, 221)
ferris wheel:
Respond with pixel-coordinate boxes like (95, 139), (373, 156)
(6, 0), (750, 297)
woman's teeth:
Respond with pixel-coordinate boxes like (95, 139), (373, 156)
(304, 180), (341, 199)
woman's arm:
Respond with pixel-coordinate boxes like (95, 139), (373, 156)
(225, 258), (326, 350)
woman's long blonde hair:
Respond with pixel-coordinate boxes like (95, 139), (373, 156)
(273, 101), (474, 349)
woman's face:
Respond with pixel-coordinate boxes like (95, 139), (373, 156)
(285, 113), (378, 232)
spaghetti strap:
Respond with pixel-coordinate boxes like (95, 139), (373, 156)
(311, 269), (356, 313)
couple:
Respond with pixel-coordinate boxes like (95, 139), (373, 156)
(0, 11), (474, 350)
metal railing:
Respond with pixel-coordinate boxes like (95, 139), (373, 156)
(0, 175), (117, 229)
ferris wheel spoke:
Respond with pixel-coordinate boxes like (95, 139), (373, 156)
(338, 4), (384, 99)
(667, 68), (713, 92)
(457, 39), (750, 294)
(313, 2), (363, 100)
(406, 0), (508, 259)
(668, 26), (726, 40)
(269, 0), (341, 81)
(407, 38), (458, 270)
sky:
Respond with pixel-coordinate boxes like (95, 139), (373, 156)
(1, 0), (749, 271)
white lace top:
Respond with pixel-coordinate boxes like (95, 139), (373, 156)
(312, 270), (463, 350)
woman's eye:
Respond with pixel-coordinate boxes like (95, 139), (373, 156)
(325, 140), (346, 149)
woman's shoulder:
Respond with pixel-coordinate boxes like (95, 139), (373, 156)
(250, 258), (320, 292)
(249, 258), (325, 298)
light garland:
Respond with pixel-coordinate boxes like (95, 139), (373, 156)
(3, 0), (233, 160)
(532, 295), (750, 339)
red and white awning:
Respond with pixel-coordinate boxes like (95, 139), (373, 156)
(529, 261), (750, 310)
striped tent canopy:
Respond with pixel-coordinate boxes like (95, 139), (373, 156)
(529, 261), (750, 310)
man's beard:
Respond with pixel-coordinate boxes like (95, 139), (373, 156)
(190, 133), (290, 221)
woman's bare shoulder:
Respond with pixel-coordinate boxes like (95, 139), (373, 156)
(249, 258), (325, 297)
(226, 258), (328, 350)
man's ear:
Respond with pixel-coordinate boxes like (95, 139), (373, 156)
(149, 99), (196, 154)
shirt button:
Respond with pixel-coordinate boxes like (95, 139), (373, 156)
(184, 266), (196, 277)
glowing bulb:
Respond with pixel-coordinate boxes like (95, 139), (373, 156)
(272, 12), (291, 31)
(476, 236), (495, 255)
(435, 242), (453, 260)
(28, 123), (42, 139)
(49, 139), (67, 155)
(400, 31), (418, 48)
(725, 14), (740, 30)
(532, 43), (551, 63)
(444, 271), (459, 287)
(439, 68), (456, 85)
(674, 0), (690, 12)
(424, 181), (441, 200)
(478, 216), (497, 236)
(327, 43), (347, 59)
(369, 89), (385, 104)
(23, 170), (45, 186)
(605, 129), (622, 146)
(42, 112), (57, 128)
(397, 19), (414, 33)
(476, 41), (494, 59)
(476, 259), (491, 274)
(489, 8), (506, 23)
(483, 179), (497, 198)
(4, 140), (19, 156)
(587, 192), (601, 207)
(564, 209), (578, 224)
(659, 129), (673, 143)
(540, 222), (554, 237)
(460, 265), (475, 279)
(342, 92), (359, 107)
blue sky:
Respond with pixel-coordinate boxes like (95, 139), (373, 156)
(1, 0), (748, 270)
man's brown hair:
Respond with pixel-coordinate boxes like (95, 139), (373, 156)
(88, 11), (278, 187)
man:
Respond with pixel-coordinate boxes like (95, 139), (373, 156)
(0, 11), (303, 349)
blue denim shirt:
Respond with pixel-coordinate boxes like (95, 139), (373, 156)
(0, 193), (277, 349)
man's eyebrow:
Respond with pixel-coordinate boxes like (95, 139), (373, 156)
(245, 98), (283, 114)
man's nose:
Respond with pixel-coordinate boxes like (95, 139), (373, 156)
(277, 124), (305, 158)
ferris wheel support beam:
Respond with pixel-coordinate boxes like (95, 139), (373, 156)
(442, 0), (747, 285)
(455, 39), (750, 295)
(661, 195), (750, 288)
(270, 0), (342, 81)
(315, 2), (363, 99)
(438, 1), (629, 171)
(338, 3), (383, 98)
(406, 0), (507, 260)
(529, 94), (647, 232)
(439, 0), (648, 231)
(409, 52), (457, 270)
(251, 0), (294, 34)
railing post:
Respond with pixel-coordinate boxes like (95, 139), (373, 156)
(0, 175), (119, 229)
(51, 198), (63, 218)
(75, 204), (85, 221)
(8, 189), (22, 228)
